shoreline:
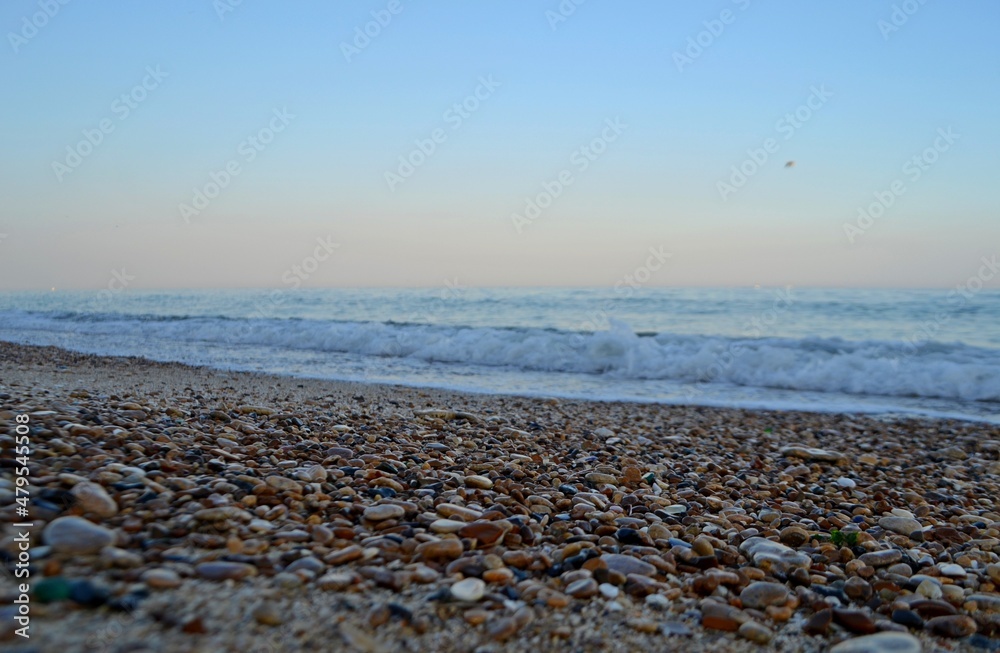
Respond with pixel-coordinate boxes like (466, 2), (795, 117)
(1, 341), (998, 651)
(0, 336), (996, 427)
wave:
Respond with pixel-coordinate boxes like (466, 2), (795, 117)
(2, 310), (999, 403)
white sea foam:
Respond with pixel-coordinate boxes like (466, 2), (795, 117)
(3, 310), (998, 403)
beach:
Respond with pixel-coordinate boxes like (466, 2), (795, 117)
(1, 341), (998, 652)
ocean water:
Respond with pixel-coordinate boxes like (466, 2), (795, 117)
(1, 287), (998, 423)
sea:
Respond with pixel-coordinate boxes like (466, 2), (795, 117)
(1, 287), (998, 423)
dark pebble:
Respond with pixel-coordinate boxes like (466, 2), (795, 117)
(891, 609), (924, 629)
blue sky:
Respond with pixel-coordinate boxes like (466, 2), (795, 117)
(1, 0), (998, 290)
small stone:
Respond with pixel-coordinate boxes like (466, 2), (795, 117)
(925, 615), (976, 638)
(265, 475), (303, 493)
(645, 594), (670, 611)
(879, 516), (921, 536)
(195, 561), (256, 581)
(837, 477), (857, 489)
(585, 472), (617, 485)
(661, 621), (693, 636)
(487, 617), (520, 641)
(833, 608), (877, 634)
(253, 601), (283, 626)
(70, 482), (118, 518)
(738, 621), (773, 644)
(780, 526), (810, 548)
(43, 516), (115, 554)
(915, 579), (943, 600)
(987, 564), (1000, 584)
(692, 536), (714, 557)
(739, 537), (811, 573)
(566, 578), (598, 599)
(781, 446), (845, 462)
(142, 568), (182, 589)
(430, 519), (467, 534)
(317, 572), (355, 591)
(967, 593), (1000, 612)
(938, 563), (966, 578)
(450, 578), (486, 602)
(326, 545), (364, 566)
(890, 609), (923, 629)
(702, 602), (746, 632)
(363, 504), (404, 521)
(599, 554), (657, 577)
(436, 504), (482, 521)
(33, 577), (72, 603)
(417, 539), (464, 562)
(829, 632), (922, 653)
(739, 582), (789, 609)
(598, 583), (619, 599)
(803, 608), (833, 635)
(844, 576), (873, 602)
(859, 549), (902, 567)
(465, 475), (493, 489)
(626, 618), (659, 633)
(911, 599), (957, 618)
(458, 521), (507, 546)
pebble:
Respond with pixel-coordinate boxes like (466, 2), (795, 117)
(833, 608), (877, 634)
(195, 562), (257, 581)
(43, 516), (115, 554)
(859, 550), (902, 567)
(363, 504), (405, 521)
(252, 601), (283, 626)
(829, 632), (922, 653)
(142, 568), (182, 589)
(879, 516), (921, 536)
(450, 578), (486, 602)
(740, 582), (789, 609)
(925, 615), (977, 638)
(465, 475), (493, 489)
(566, 579), (598, 599)
(781, 446), (845, 462)
(70, 481), (118, 518)
(739, 537), (811, 573)
(599, 554), (656, 577)
(12, 350), (1000, 651)
(738, 621), (773, 644)
(938, 563), (967, 578)
(417, 539), (464, 562)
(804, 608), (833, 635)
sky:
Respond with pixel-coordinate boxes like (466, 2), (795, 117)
(1, 0), (998, 291)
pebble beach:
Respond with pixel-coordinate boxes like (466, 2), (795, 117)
(1, 341), (999, 652)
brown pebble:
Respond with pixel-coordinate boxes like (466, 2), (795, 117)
(833, 608), (877, 634)
(925, 615), (976, 638)
(803, 608), (832, 635)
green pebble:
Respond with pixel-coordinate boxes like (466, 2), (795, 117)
(34, 577), (72, 603)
